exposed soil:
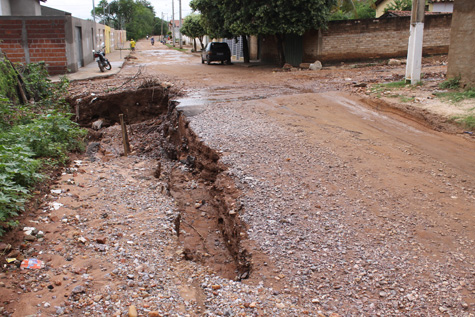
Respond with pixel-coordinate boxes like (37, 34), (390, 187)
(1, 40), (474, 316)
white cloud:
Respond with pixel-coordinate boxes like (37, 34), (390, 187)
(41, 0), (192, 21)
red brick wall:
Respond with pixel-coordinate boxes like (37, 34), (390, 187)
(260, 14), (452, 65)
(314, 14), (452, 63)
(0, 20), (25, 62)
(0, 18), (67, 75)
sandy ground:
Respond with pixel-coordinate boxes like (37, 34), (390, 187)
(1, 40), (474, 316)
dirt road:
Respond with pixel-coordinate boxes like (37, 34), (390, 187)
(1, 41), (474, 316)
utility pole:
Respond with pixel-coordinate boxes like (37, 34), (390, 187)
(179, 0), (182, 49)
(405, 0), (425, 84)
(172, 0), (175, 47)
(92, 0), (96, 22)
(161, 12), (164, 41)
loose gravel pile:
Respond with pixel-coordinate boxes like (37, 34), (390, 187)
(189, 95), (474, 316)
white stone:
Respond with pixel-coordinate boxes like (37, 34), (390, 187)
(309, 61), (322, 71)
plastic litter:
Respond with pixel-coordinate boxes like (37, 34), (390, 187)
(20, 258), (45, 269)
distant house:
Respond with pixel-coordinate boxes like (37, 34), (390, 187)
(0, 0), (44, 16)
(379, 10), (448, 18)
(428, 0), (454, 13)
(375, 0), (453, 18)
(168, 19), (191, 45)
(0, 0), (126, 75)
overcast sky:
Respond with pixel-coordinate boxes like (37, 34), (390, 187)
(42, 0), (193, 21)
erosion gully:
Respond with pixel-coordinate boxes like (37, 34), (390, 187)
(73, 84), (253, 282)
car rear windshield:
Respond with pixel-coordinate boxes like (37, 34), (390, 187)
(211, 43), (228, 49)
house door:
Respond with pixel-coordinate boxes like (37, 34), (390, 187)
(284, 34), (303, 67)
(75, 27), (84, 68)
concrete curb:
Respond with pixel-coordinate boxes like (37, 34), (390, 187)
(49, 49), (130, 83)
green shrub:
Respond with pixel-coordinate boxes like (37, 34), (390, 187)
(439, 76), (461, 90)
(0, 145), (39, 228)
(2, 111), (87, 163)
(0, 61), (86, 235)
(435, 88), (475, 103)
(0, 61), (20, 104)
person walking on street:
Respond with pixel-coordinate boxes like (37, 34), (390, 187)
(130, 39), (136, 52)
(151, 37), (155, 46)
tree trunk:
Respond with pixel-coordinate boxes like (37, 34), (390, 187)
(276, 34), (286, 67)
(193, 38), (197, 52)
(199, 37), (204, 50)
(242, 35), (250, 63)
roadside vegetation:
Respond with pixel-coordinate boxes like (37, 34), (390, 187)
(437, 77), (475, 129)
(330, 0), (376, 20)
(371, 76), (475, 131)
(0, 58), (86, 236)
(93, 0), (169, 40)
(165, 44), (188, 52)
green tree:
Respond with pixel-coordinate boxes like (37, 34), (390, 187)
(192, 0), (336, 65)
(153, 17), (169, 37)
(92, 0), (157, 39)
(126, 3), (155, 39)
(180, 14), (207, 51)
(330, 0), (376, 20)
(386, 0), (412, 12)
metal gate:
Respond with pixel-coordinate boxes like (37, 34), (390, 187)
(284, 34), (303, 67)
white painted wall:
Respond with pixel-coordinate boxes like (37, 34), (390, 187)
(0, 0), (12, 15)
(9, 0), (41, 16)
(432, 3), (453, 13)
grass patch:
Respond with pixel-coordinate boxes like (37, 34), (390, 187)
(399, 95), (415, 103)
(435, 88), (475, 103)
(382, 80), (408, 88)
(165, 44), (188, 52)
(452, 115), (475, 131)
(439, 76), (460, 89)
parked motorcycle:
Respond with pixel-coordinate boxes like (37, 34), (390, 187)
(93, 47), (111, 72)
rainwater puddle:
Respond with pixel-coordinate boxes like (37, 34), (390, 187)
(143, 49), (194, 65)
(175, 90), (215, 117)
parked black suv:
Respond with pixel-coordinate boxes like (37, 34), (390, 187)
(201, 42), (231, 65)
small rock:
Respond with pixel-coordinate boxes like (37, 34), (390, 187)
(55, 306), (65, 315)
(309, 61), (322, 71)
(24, 235), (36, 242)
(71, 285), (86, 294)
(96, 237), (107, 244)
(249, 302), (257, 308)
(94, 295), (103, 302)
(211, 284), (221, 290)
(148, 312), (160, 317)
(388, 59), (402, 66)
(23, 227), (36, 235)
(92, 119), (104, 130)
(128, 305), (138, 317)
(276, 303), (285, 309)
(379, 291), (387, 297)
